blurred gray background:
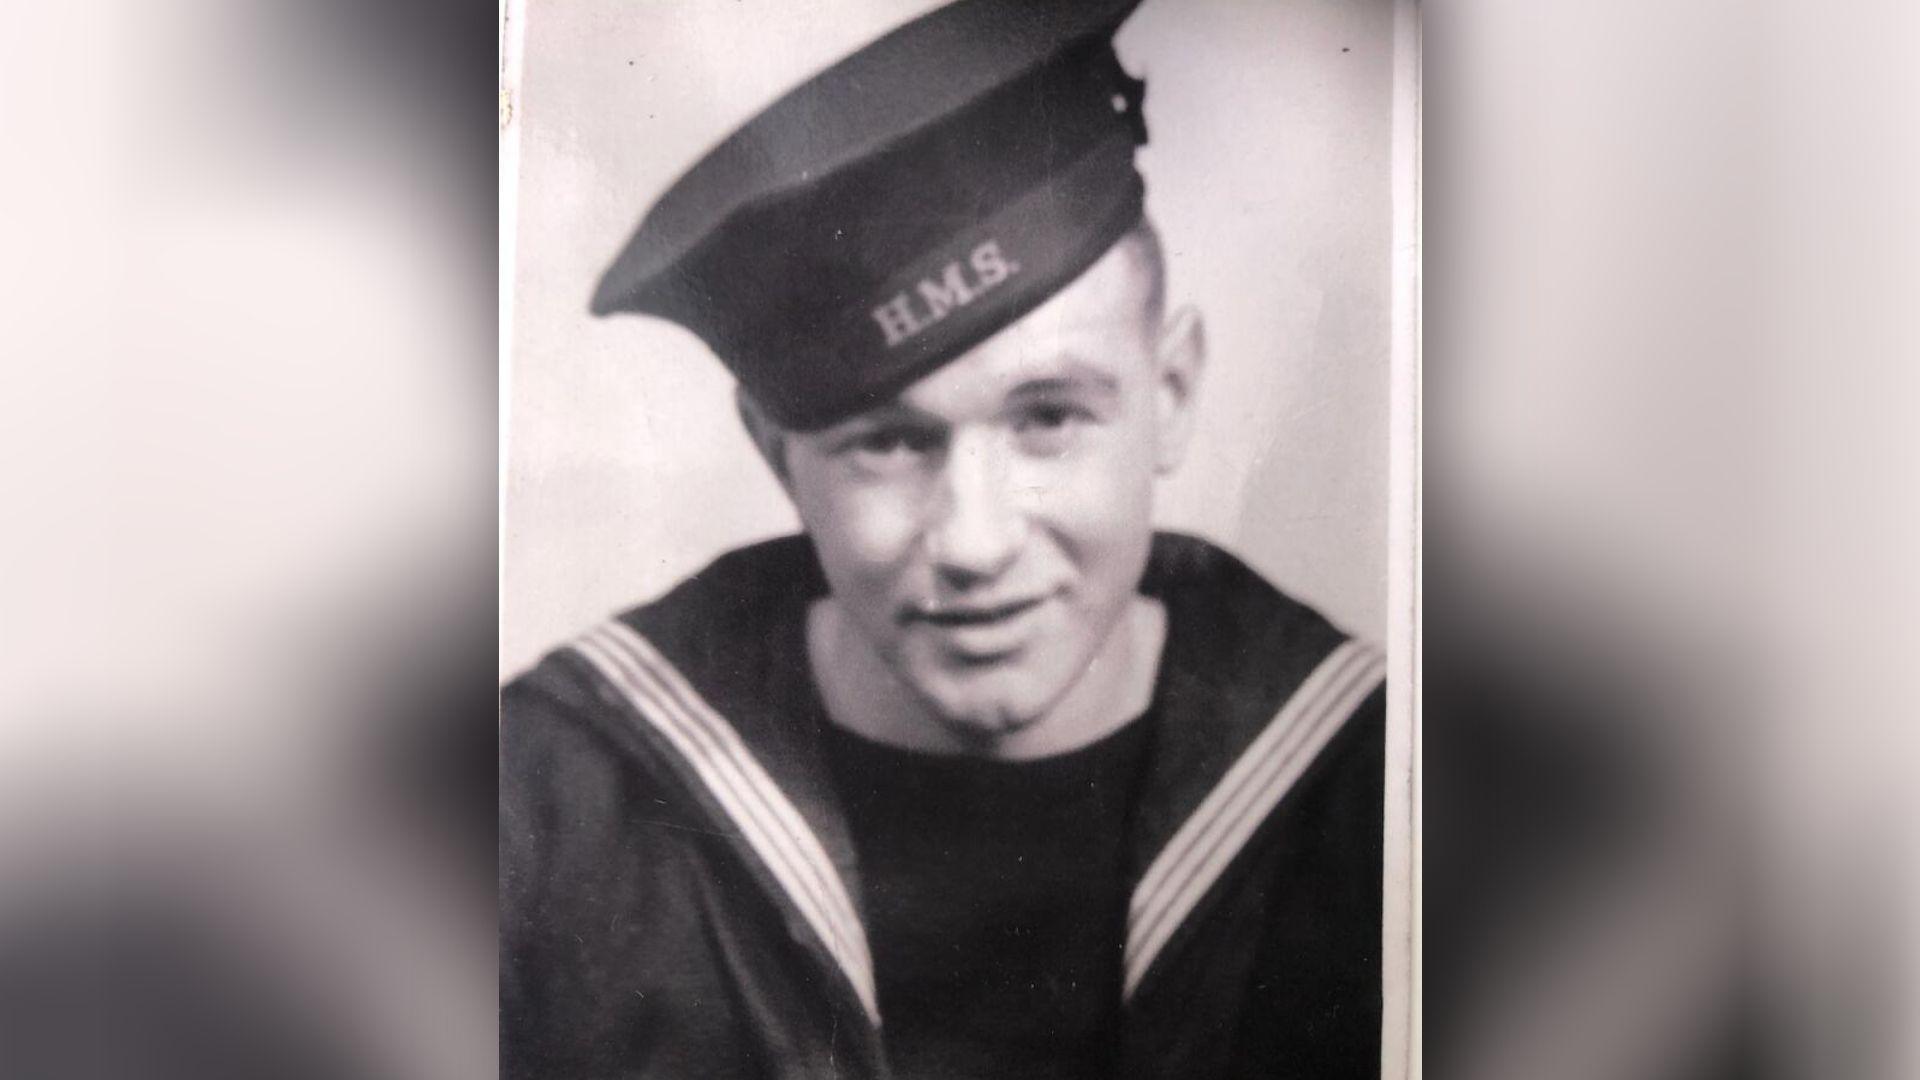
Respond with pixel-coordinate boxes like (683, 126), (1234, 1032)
(0, 0), (1914, 1076)
(502, 0), (1397, 676)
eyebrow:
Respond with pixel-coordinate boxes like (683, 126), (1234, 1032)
(1006, 361), (1122, 401)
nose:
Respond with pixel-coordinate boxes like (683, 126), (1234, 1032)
(923, 430), (1025, 587)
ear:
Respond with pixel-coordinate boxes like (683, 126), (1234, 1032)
(735, 387), (794, 490)
(1151, 304), (1206, 475)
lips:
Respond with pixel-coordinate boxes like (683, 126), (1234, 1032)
(903, 593), (1055, 661)
(909, 595), (1045, 627)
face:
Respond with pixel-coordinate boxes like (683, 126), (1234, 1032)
(758, 238), (1203, 742)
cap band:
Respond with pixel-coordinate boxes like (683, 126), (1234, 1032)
(768, 133), (1144, 429)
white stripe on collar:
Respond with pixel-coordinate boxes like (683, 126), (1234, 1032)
(1124, 638), (1385, 1000)
(570, 620), (881, 1027)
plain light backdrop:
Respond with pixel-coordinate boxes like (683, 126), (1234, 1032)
(504, 0), (1394, 677)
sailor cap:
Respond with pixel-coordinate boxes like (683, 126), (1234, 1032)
(591, 0), (1150, 431)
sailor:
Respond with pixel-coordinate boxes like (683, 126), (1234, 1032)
(502, 2), (1385, 1076)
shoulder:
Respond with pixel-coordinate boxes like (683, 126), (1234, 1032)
(504, 534), (822, 702)
(500, 536), (824, 832)
(1145, 531), (1351, 639)
(1143, 533), (1386, 877)
(1135, 532), (1384, 824)
(618, 534), (826, 658)
(1144, 530), (1368, 691)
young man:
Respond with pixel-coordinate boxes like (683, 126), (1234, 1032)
(501, 3), (1385, 1077)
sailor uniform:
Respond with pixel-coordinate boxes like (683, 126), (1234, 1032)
(501, 533), (1385, 1078)
(519, 1), (1387, 1072)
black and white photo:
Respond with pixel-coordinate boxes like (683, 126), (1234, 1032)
(501, 2), (1414, 1076)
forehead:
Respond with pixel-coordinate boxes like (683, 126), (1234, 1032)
(886, 241), (1158, 414)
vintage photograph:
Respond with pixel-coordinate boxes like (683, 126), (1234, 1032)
(501, 1), (1412, 1076)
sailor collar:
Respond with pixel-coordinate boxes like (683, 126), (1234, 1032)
(564, 533), (1383, 1032)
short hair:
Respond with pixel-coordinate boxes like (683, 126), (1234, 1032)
(1114, 215), (1167, 329)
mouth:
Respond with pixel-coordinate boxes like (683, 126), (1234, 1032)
(897, 588), (1064, 663)
(907, 595), (1046, 628)
(901, 593), (1058, 662)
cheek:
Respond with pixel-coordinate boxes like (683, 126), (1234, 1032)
(1018, 433), (1158, 566)
(788, 464), (926, 592)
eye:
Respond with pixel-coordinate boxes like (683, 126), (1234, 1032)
(854, 429), (910, 455)
(1023, 404), (1079, 430)
(1012, 401), (1093, 456)
(841, 423), (942, 474)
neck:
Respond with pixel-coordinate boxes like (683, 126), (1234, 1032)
(807, 596), (1166, 761)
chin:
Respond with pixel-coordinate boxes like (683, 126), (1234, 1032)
(914, 673), (1059, 746)
(886, 640), (1086, 747)
(930, 705), (1044, 750)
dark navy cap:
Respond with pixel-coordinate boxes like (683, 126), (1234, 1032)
(591, 0), (1150, 431)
